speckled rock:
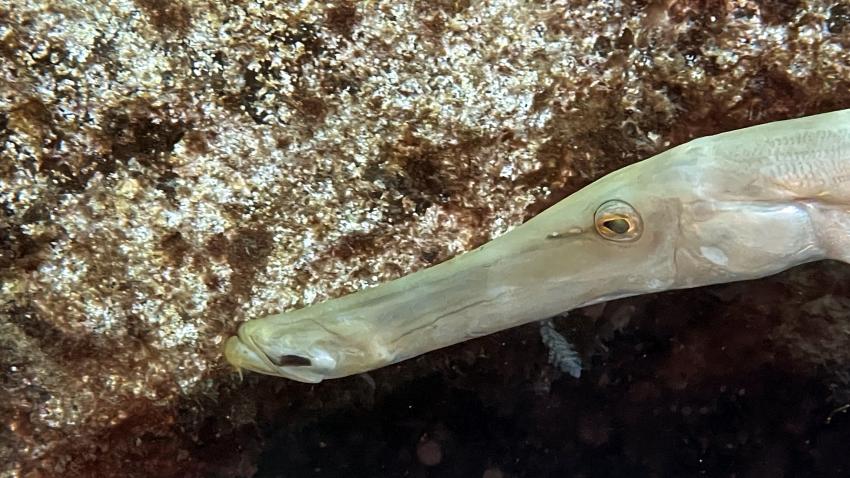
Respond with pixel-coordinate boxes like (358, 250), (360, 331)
(2, 0), (850, 476)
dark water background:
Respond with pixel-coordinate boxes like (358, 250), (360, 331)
(246, 261), (850, 478)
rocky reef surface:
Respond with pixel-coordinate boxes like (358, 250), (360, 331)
(2, 0), (850, 476)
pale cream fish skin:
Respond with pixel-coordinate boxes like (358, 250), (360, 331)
(225, 109), (850, 383)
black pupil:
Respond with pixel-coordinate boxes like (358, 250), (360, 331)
(603, 218), (630, 234)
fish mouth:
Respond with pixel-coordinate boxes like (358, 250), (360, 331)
(223, 335), (279, 376)
(224, 331), (328, 383)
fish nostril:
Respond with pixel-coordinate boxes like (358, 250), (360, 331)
(271, 354), (313, 367)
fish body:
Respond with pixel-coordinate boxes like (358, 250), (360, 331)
(225, 109), (850, 383)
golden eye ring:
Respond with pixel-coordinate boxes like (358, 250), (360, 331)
(594, 200), (643, 242)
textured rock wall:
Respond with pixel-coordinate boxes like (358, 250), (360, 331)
(2, 0), (850, 476)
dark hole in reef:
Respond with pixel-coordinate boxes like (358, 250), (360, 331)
(273, 354), (313, 367)
(828, 3), (850, 33)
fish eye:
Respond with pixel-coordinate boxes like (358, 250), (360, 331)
(594, 200), (642, 242)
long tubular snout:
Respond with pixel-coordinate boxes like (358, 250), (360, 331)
(225, 189), (673, 381)
(226, 108), (850, 382)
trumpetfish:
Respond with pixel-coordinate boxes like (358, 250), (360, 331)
(225, 109), (850, 383)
